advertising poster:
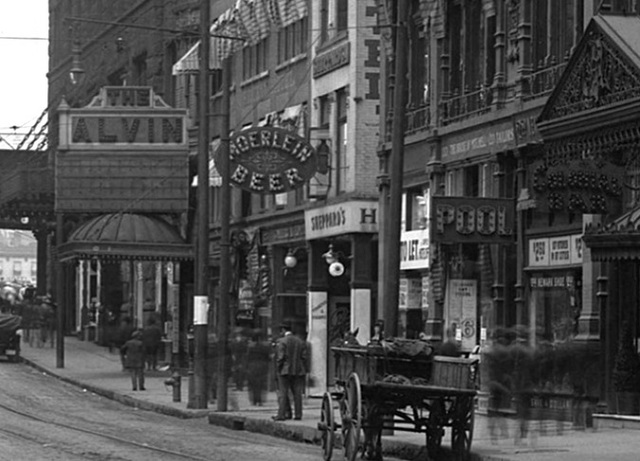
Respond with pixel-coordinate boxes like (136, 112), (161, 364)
(446, 279), (478, 351)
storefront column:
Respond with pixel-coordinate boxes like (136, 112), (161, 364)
(576, 215), (602, 342)
(308, 240), (329, 395)
(155, 262), (163, 314)
(135, 261), (144, 329)
(425, 147), (445, 341)
(33, 227), (49, 296)
(351, 234), (372, 344)
(77, 260), (86, 333)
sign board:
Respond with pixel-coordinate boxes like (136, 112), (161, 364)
(528, 234), (583, 267)
(400, 229), (430, 270)
(225, 126), (318, 194)
(313, 41), (350, 78)
(432, 196), (514, 244)
(446, 279), (477, 351)
(56, 86), (189, 213)
(531, 159), (623, 215)
(441, 121), (516, 162)
(305, 200), (378, 239)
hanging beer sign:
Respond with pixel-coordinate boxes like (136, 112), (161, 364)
(223, 126), (318, 194)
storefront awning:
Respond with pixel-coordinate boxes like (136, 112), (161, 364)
(172, 41), (200, 75)
(58, 213), (193, 262)
(583, 206), (640, 261)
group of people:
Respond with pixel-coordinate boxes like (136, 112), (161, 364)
(115, 316), (164, 391)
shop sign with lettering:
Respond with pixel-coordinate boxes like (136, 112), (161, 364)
(313, 41), (350, 78)
(432, 197), (514, 244)
(224, 126), (317, 194)
(305, 200), (378, 240)
(400, 229), (430, 270)
(530, 274), (575, 289)
(528, 234), (583, 267)
(531, 160), (623, 215)
(441, 121), (516, 162)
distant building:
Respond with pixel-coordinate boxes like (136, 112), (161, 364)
(0, 230), (37, 284)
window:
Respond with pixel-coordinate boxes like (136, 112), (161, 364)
(278, 17), (308, 64)
(408, 2), (430, 105)
(464, 165), (479, 197)
(242, 37), (269, 80)
(406, 187), (430, 231)
(13, 261), (22, 278)
(336, 0), (348, 34)
(319, 0), (348, 45)
(336, 88), (348, 194)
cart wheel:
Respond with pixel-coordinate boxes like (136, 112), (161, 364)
(342, 372), (362, 461)
(451, 396), (475, 459)
(319, 392), (335, 461)
(426, 398), (445, 458)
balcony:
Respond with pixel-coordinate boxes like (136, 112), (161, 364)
(405, 103), (431, 136)
(439, 84), (493, 126)
(521, 59), (568, 101)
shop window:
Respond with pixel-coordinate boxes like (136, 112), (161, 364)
(406, 187), (429, 230)
(530, 271), (582, 343)
(464, 165), (480, 197)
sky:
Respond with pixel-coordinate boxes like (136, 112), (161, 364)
(0, 1), (49, 150)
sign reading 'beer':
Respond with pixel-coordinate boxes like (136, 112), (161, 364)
(225, 126), (317, 194)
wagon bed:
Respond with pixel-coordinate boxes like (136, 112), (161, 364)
(319, 344), (478, 461)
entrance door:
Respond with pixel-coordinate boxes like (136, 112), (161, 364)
(327, 296), (350, 386)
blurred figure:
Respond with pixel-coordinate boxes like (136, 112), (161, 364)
(437, 324), (461, 357)
(230, 329), (248, 391)
(121, 330), (145, 391)
(142, 317), (163, 370)
(116, 316), (135, 371)
(245, 329), (271, 406)
(484, 331), (511, 444)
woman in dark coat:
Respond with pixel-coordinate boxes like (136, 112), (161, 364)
(142, 317), (163, 370)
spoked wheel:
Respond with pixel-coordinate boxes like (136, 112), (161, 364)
(426, 398), (445, 458)
(451, 396), (475, 460)
(319, 392), (335, 461)
(341, 373), (362, 461)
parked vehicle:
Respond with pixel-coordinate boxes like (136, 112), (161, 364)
(0, 313), (22, 362)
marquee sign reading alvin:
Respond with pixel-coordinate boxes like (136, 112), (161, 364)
(432, 196), (515, 244)
(224, 126), (318, 194)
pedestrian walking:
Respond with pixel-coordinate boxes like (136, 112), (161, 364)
(142, 317), (163, 370)
(121, 330), (146, 391)
(273, 322), (307, 421)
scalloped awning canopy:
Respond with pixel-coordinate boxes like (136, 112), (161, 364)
(583, 206), (640, 261)
(58, 213), (192, 262)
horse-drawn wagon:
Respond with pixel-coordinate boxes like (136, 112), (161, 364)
(318, 340), (478, 461)
(0, 313), (22, 362)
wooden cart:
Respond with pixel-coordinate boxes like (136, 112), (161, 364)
(318, 345), (478, 461)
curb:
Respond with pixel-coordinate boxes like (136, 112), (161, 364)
(20, 356), (209, 420)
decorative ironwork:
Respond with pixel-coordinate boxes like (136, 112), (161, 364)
(439, 84), (493, 125)
(545, 29), (640, 120)
(521, 60), (568, 101)
(405, 103), (431, 136)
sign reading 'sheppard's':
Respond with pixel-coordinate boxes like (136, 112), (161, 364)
(226, 126), (317, 194)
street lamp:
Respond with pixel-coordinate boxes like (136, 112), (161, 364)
(69, 39), (85, 86)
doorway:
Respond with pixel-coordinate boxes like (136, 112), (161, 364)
(327, 296), (350, 386)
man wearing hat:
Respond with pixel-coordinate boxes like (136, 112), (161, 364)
(121, 330), (146, 391)
(273, 322), (307, 420)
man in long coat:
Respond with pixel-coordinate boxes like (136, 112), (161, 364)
(273, 322), (307, 420)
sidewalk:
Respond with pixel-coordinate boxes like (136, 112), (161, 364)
(15, 336), (640, 461)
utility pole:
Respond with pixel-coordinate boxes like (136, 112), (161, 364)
(216, 56), (231, 412)
(190, 0), (211, 410)
(383, 0), (409, 337)
(56, 212), (65, 368)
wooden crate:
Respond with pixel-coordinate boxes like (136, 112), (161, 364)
(431, 356), (478, 390)
(332, 346), (432, 385)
